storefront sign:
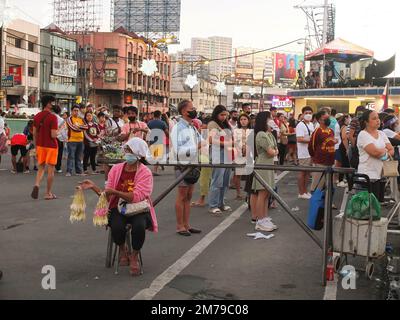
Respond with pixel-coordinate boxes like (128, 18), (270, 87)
(272, 98), (293, 109)
(52, 57), (78, 78)
(1, 75), (14, 87)
(9, 66), (22, 85)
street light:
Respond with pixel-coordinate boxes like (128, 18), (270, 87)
(137, 36), (174, 113)
(209, 73), (233, 105)
(184, 74), (199, 101)
(0, 0), (15, 109)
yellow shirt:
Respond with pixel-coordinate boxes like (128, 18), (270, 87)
(68, 116), (84, 142)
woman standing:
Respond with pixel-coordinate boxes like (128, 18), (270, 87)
(232, 113), (251, 200)
(208, 105), (234, 215)
(277, 113), (289, 165)
(83, 112), (100, 174)
(252, 112), (279, 232)
(79, 138), (157, 276)
(357, 110), (394, 195)
(286, 118), (298, 164)
(337, 115), (351, 187)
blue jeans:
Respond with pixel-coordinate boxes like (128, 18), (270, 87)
(208, 167), (232, 209)
(67, 142), (84, 174)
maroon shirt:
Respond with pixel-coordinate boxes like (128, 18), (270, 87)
(109, 168), (137, 209)
(311, 127), (335, 165)
(33, 110), (58, 149)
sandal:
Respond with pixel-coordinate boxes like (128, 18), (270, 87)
(45, 193), (57, 200)
(31, 186), (39, 200)
(191, 202), (206, 207)
(209, 208), (222, 215)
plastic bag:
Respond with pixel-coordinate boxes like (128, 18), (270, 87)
(345, 191), (381, 221)
(70, 188), (86, 223)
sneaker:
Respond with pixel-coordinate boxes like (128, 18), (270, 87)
(251, 218), (257, 224)
(255, 218), (277, 232)
(23, 170), (30, 174)
(56, 170), (63, 174)
(220, 206), (232, 212)
(11, 170), (16, 174)
(266, 217), (278, 229)
(209, 208), (222, 215)
(65, 173), (72, 177)
(298, 193), (311, 200)
(337, 181), (348, 188)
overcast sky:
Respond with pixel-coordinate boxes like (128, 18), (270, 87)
(9, 0), (400, 71)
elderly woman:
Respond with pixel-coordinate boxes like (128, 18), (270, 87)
(79, 138), (157, 276)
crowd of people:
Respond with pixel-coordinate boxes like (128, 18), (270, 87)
(0, 94), (398, 276)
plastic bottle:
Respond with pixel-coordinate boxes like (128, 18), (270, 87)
(326, 250), (335, 281)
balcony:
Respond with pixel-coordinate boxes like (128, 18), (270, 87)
(48, 83), (77, 95)
(27, 77), (39, 88)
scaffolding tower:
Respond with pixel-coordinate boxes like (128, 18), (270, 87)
(53, 0), (103, 34)
(112, 0), (181, 41)
(294, 0), (336, 52)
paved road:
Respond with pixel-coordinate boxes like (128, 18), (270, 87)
(0, 156), (399, 300)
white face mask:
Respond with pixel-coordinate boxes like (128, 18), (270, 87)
(304, 114), (313, 122)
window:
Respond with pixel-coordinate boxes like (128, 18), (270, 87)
(105, 48), (118, 63)
(104, 69), (117, 83)
(133, 74), (136, 85)
(127, 71), (132, 84)
(28, 42), (35, 52)
(28, 67), (35, 77)
(138, 75), (142, 86)
(128, 52), (133, 65)
(133, 54), (137, 67)
(15, 38), (22, 48)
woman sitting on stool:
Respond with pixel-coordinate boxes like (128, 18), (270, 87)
(79, 137), (157, 276)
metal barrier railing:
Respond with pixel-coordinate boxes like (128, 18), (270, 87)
(152, 161), (355, 286)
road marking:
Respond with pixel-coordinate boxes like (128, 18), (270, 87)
(323, 187), (349, 300)
(132, 171), (289, 300)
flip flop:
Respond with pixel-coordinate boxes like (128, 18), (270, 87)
(31, 186), (39, 200)
(45, 194), (57, 200)
(191, 202), (205, 208)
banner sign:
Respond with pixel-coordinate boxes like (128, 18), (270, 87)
(52, 57), (78, 78)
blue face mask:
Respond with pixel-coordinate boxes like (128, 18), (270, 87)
(124, 153), (139, 164)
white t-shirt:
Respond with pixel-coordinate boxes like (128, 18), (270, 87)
(107, 118), (125, 136)
(357, 130), (390, 180)
(383, 128), (397, 139)
(296, 121), (315, 159)
(0, 116), (5, 135)
(55, 114), (67, 142)
(334, 123), (341, 150)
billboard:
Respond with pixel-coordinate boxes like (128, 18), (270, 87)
(52, 57), (78, 78)
(1, 75), (14, 87)
(9, 66), (22, 85)
(274, 53), (304, 83)
(235, 62), (253, 80)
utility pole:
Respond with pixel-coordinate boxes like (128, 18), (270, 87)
(321, 0), (329, 87)
(259, 69), (266, 112)
(0, 25), (3, 109)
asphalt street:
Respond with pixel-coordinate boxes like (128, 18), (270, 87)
(0, 155), (399, 300)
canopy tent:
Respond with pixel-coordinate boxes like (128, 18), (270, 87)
(305, 38), (374, 63)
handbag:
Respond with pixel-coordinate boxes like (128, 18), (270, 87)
(118, 199), (150, 217)
(382, 156), (399, 177)
(179, 166), (201, 185)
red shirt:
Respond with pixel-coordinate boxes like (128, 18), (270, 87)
(11, 133), (28, 146)
(311, 127), (335, 165)
(109, 168), (137, 209)
(33, 110), (58, 148)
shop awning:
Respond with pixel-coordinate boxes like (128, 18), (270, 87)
(305, 38), (374, 63)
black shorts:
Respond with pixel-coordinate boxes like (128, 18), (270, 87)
(11, 145), (28, 157)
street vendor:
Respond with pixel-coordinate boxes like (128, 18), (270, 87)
(120, 106), (150, 142)
(79, 137), (157, 276)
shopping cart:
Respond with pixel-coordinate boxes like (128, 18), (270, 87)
(333, 174), (389, 280)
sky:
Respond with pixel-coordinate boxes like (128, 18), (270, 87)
(8, 0), (400, 71)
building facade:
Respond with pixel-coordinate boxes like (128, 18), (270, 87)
(70, 28), (172, 112)
(1, 19), (41, 109)
(191, 36), (234, 77)
(170, 76), (225, 114)
(40, 25), (78, 111)
(234, 47), (274, 83)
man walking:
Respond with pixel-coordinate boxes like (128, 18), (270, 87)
(66, 105), (88, 176)
(31, 95), (59, 200)
(170, 100), (202, 237)
(296, 106), (315, 199)
(147, 110), (169, 176)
